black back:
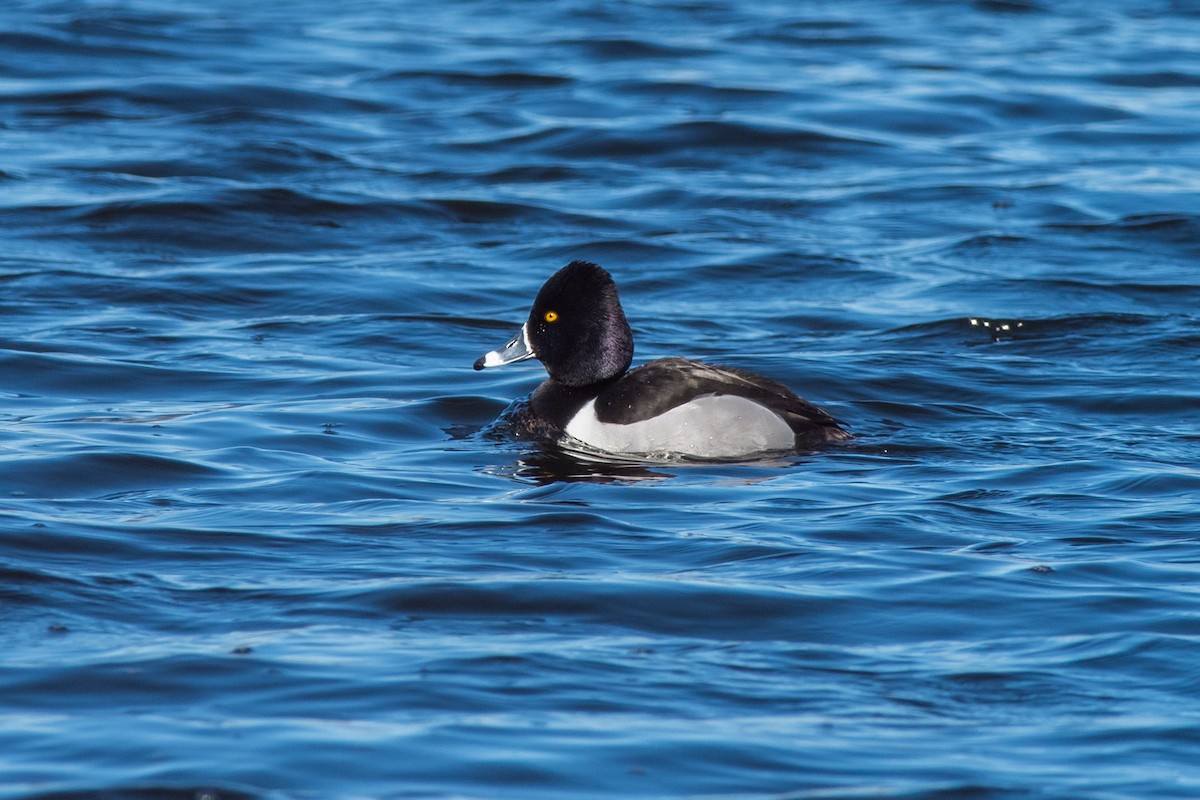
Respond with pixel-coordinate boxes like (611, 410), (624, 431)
(593, 358), (849, 446)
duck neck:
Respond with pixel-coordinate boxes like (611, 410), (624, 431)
(531, 372), (626, 430)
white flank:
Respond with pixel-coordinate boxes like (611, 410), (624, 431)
(564, 394), (794, 459)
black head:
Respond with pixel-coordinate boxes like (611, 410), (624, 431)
(526, 261), (634, 387)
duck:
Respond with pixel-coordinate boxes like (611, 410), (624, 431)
(473, 260), (850, 460)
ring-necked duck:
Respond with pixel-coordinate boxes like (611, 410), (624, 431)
(474, 260), (850, 460)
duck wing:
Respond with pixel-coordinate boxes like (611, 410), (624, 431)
(594, 358), (849, 443)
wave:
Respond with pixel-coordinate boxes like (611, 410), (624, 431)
(363, 68), (573, 89)
(7, 79), (390, 122)
(882, 312), (1170, 344)
(3, 451), (224, 499)
(3, 188), (469, 253)
(449, 119), (885, 163)
(1049, 212), (1200, 245)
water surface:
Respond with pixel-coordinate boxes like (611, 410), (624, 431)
(2, 1), (1199, 798)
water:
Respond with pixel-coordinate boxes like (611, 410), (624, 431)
(2, 0), (1199, 797)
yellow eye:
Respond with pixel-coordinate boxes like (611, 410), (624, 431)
(543, 310), (559, 323)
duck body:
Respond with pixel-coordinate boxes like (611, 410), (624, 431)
(475, 261), (849, 461)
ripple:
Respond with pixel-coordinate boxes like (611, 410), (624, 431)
(1096, 70), (1200, 88)
(6, 188), (442, 253)
(1050, 212), (1200, 252)
(366, 68), (574, 89)
(548, 119), (887, 162)
(4, 452), (224, 499)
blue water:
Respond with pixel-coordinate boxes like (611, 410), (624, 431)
(3, 1), (1200, 797)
